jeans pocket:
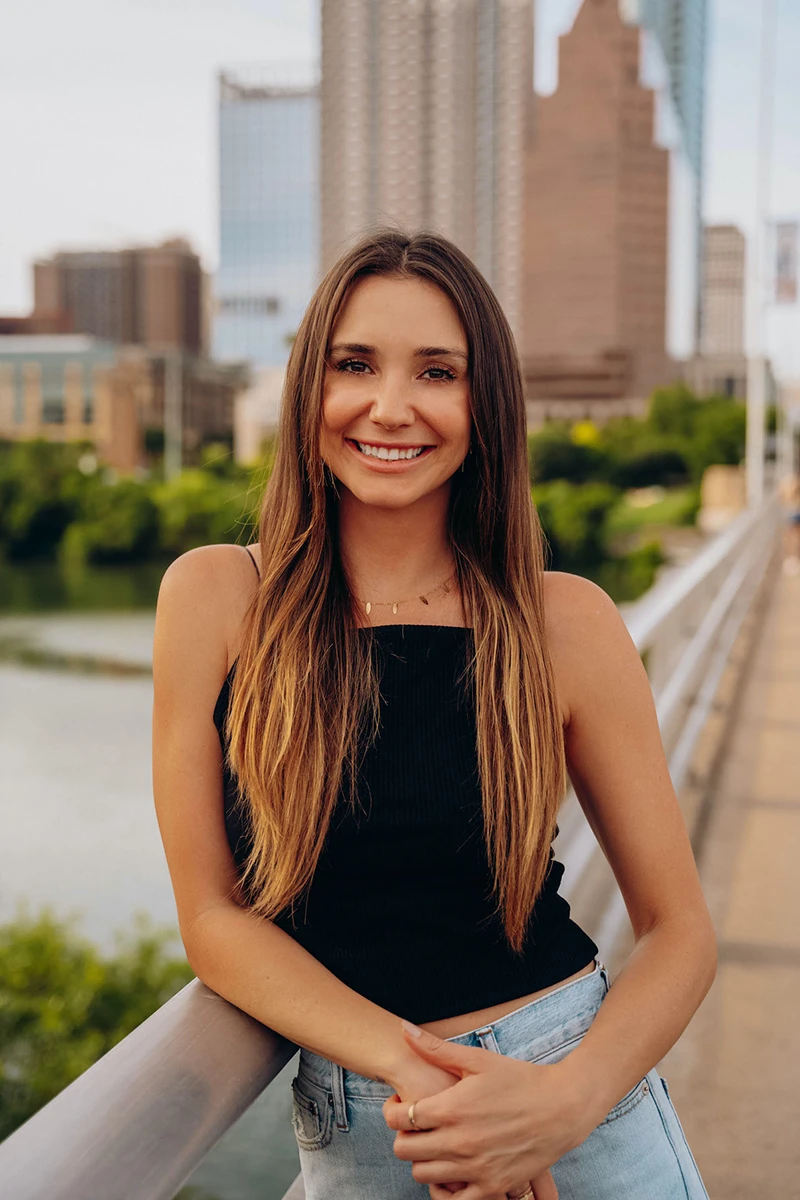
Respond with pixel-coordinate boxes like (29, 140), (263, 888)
(599, 1074), (651, 1125)
(291, 1072), (334, 1151)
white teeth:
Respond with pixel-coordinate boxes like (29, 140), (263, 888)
(355, 442), (426, 460)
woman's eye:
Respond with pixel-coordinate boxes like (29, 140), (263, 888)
(423, 367), (457, 381)
(336, 359), (371, 374)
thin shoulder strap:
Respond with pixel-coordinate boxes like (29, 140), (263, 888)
(244, 544), (261, 580)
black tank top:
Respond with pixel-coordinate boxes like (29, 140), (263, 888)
(213, 560), (597, 1024)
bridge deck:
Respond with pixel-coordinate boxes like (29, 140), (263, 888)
(660, 562), (800, 1197)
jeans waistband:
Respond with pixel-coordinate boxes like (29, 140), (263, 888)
(298, 958), (608, 1111)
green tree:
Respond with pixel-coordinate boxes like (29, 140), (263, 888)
(609, 445), (690, 490)
(533, 480), (620, 570)
(153, 470), (261, 556)
(647, 382), (700, 438)
(61, 479), (160, 564)
(0, 907), (194, 1141)
(528, 427), (610, 486)
(687, 397), (747, 479)
(0, 440), (95, 561)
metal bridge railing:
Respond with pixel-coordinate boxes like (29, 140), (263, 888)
(0, 495), (781, 1200)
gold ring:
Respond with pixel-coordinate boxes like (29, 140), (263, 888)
(508, 1189), (535, 1200)
(408, 1101), (418, 1130)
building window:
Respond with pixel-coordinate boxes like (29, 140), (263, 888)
(42, 400), (65, 424)
(218, 296), (281, 316)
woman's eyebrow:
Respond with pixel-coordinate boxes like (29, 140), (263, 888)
(415, 346), (468, 362)
(328, 342), (468, 363)
(329, 342), (375, 355)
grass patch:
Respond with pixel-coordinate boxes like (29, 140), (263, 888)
(606, 486), (700, 540)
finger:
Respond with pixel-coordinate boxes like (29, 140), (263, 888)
(401, 1020), (488, 1076)
(382, 1094), (405, 1129)
(411, 1159), (471, 1186)
(430, 1188), (503, 1200)
(427, 1184), (486, 1200)
(532, 1169), (559, 1200)
(393, 1129), (448, 1161)
(385, 1095), (438, 1133)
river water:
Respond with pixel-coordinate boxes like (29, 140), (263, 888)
(0, 611), (300, 1200)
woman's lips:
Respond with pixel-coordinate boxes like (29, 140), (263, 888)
(344, 439), (435, 470)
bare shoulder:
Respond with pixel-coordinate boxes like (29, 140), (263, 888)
(543, 570), (624, 650)
(154, 543), (261, 695)
(152, 542), (261, 937)
(542, 571), (641, 725)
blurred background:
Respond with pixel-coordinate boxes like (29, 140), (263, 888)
(1, 2), (798, 1198)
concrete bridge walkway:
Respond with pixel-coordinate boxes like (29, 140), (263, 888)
(660, 561), (800, 1198)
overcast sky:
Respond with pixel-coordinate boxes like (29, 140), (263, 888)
(1, 0), (798, 373)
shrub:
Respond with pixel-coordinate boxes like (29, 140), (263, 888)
(61, 479), (160, 564)
(593, 540), (665, 603)
(0, 907), (193, 1141)
(533, 480), (620, 570)
(153, 470), (260, 556)
(0, 440), (93, 560)
(528, 428), (610, 486)
(609, 446), (690, 490)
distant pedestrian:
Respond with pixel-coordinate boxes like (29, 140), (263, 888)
(779, 474), (800, 575)
(152, 228), (713, 1199)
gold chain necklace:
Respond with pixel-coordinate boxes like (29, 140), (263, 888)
(355, 570), (457, 616)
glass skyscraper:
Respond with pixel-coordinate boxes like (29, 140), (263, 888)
(637, 0), (707, 179)
(214, 68), (319, 368)
(622, 0), (708, 348)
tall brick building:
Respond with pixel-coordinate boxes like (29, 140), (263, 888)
(320, 0), (533, 336)
(33, 238), (204, 356)
(522, 0), (674, 417)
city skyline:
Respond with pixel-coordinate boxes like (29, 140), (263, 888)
(1, 0), (798, 373)
(214, 67), (319, 367)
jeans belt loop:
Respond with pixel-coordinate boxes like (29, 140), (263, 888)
(330, 1060), (350, 1131)
(474, 1026), (500, 1053)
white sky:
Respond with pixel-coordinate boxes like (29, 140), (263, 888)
(1, 0), (798, 373)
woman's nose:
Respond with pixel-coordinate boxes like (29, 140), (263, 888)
(369, 376), (414, 427)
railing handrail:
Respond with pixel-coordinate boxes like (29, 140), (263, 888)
(0, 495), (782, 1200)
(0, 974), (298, 1200)
(622, 497), (777, 654)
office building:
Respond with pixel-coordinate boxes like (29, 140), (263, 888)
(521, 0), (700, 420)
(700, 225), (746, 356)
(214, 68), (319, 368)
(681, 225), (750, 399)
(0, 335), (247, 472)
(32, 240), (204, 356)
(320, 0), (533, 336)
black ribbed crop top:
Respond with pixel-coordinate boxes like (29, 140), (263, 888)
(213, 623), (597, 1024)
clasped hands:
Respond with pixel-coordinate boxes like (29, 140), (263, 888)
(382, 1019), (596, 1200)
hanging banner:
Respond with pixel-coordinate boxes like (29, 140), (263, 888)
(775, 221), (798, 304)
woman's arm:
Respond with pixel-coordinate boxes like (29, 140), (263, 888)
(383, 572), (716, 1197)
(544, 571), (717, 1121)
(152, 545), (456, 1100)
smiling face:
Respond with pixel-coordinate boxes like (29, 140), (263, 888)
(320, 274), (472, 511)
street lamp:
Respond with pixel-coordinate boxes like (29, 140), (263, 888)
(745, 0), (777, 506)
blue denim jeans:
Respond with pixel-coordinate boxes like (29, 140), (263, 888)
(290, 960), (709, 1199)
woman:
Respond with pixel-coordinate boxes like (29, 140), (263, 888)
(152, 229), (715, 1200)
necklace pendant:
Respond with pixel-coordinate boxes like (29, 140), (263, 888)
(392, 602), (398, 614)
(365, 601), (372, 615)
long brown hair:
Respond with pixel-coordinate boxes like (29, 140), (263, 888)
(225, 228), (565, 952)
